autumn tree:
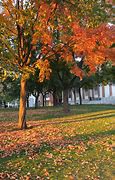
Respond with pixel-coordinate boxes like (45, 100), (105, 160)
(0, 0), (52, 129)
(0, 0), (114, 129)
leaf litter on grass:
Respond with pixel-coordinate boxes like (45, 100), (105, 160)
(0, 107), (115, 179)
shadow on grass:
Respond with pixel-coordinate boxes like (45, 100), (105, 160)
(0, 104), (115, 122)
(29, 112), (115, 126)
(28, 105), (115, 120)
(2, 110), (115, 133)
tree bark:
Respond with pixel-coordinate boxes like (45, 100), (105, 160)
(97, 85), (100, 99)
(53, 90), (58, 106)
(3, 101), (7, 108)
(73, 88), (77, 105)
(44, 94), (47, 106)
(42, 94), (45, 107)
(18, 75), (27, 129)
(26, 94), (29, 108)
(35, 93), (39, 108)
(63, 89), (70, 112)
(78, 87), (82, 105)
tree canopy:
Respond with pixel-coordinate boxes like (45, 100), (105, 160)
(0, 0), (114, 80)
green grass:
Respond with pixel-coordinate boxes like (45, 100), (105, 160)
(0, 104), (115, 179)
(0, 104), (115, 121)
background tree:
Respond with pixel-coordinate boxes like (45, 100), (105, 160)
(27, 77), (50, 108)
(95, 61), (115, 85)
(0, 77), (20, 107)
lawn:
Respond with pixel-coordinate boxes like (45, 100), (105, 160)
(0, 105), (115, 180)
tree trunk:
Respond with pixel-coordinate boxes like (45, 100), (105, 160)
(42, 94), (45, 107)
(44, 94), (47, 106)
(18, 75), (27, 129)
(97, 85), (100, 99)
(78, 87), (82, 105)
(73, 88), (77, 105)
(3, 101), (7, 108)
(35, 93), (39, 108)
(63, 89), (70, 112)
(26, 95), (29, 108)
(53, 91), (58, 106)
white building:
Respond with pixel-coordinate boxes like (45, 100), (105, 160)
(68, 83), (115, 105)
(28, 83), (115, 107)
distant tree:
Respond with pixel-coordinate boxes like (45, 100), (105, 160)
(96, 61), (115, 85)
(0, 77), (20, 107)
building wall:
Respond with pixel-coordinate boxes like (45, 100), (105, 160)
(69, 83), (115, 104)
(28, 83), (115, 106)
(29, 94), (35, 107)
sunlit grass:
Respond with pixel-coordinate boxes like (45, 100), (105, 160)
(0, 105), (115, 179)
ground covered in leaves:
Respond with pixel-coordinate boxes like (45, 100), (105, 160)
(0, 105), (115, 180)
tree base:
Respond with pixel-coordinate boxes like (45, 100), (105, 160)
(18, 121), (27, 130)
(63, 106), (70, 113)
